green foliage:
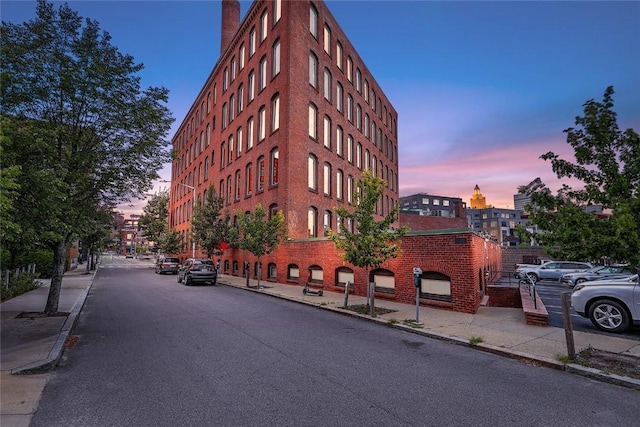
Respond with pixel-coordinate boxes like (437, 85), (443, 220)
(236, 203), (287, 287)
(192, 185), (235, 257)
(328, 171), (409, 314)
(0, 271), (40, 302)
(138, 189), (169, 244)
(0, 0), (174, 313)
(328, 171), (408, 270)
(519, 86), (640, 271)
(157, 229), (184, 256)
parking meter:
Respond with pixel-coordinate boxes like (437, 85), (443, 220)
(244, 261), (250, 287)
(413, 267), (423, 325)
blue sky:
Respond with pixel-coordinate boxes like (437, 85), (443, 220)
(3, 0), (639, 214)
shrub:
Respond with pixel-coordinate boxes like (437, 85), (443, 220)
(0, 271), (40, 302)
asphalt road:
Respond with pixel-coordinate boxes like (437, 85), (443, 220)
(31, 264), (640, 426)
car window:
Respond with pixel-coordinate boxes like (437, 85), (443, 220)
(544, 263), (558, 269)
(164, 258), (179, 263)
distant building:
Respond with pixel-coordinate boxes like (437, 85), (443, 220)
(467, 207), (535, 246)
(470, 184), (488, 209)
(513, 193), (531, 212)
(399, 193), (463, 218)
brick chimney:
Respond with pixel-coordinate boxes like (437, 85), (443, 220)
(454, 201), (467, 219)
(221, 0), (240, 54)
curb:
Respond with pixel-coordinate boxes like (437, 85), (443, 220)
(218, 278), (640, 390)
(11, 270), (96, 375)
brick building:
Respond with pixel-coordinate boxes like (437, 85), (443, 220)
(167, 0), (502, 314)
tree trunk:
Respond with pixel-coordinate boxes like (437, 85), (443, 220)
(367, 267), (376, 316)
(45, 240), (68, 314)
(256, 259), (261, 288)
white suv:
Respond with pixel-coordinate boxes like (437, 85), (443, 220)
(571, 275), (639, 333)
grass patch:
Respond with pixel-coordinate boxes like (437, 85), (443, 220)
(345, 304), (397, 317)
(387, 318), (399, 324)
(469, 336), (484, 346)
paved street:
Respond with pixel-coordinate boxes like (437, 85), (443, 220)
(30, 265), (640, 426)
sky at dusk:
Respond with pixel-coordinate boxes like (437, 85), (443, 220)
(3, 0), (639, 215)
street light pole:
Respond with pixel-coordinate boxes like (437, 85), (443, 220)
(161, 180), (196, 258)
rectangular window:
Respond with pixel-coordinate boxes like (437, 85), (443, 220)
(273, 0), (281, 23)
(247, 117), (254, 150)
(236, 127), (243, 157)
(336, 83), (343, 112)
(323, 69), (331, 101)
(260, 11), (268, 42)
(336, 170), (343, 199)
(308, 156), (317, 190)
(336, 126), (343, 156)
(346, 57), (353, 82)
(249, 28), (256, 56)
(258, 107), (266, 141)
(245, 164), (253, 196)
(272, 40), (280, 77)
(323, 163), (330, 195)
(271, 150), (279, 185)
(336, 42), (343, 70)
(237, 86), (244, 113)
(323, 116), (331, 148)
(239, 44), (245, 69)
(323, 25), (331, 55)
(309, 53), (317, 88)
(235, 170), (241, 200)
(257, 157), (265, 192)
(271, 96), (280, 131)
(309, 6), (318, 38)
(347, 135), (353, 163)
(248, 71), (255, 102)
(259, 57), (267, 90)
(308, 105), (317, 139)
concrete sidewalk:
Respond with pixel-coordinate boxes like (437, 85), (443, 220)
(2, 268), (639, 426)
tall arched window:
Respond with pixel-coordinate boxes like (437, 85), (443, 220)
(308, 154), (318, 190)
(270, 148), (279, 186)
(308, 207), (318, 237)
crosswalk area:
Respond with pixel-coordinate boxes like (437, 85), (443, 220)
(99, 263), (154, 269)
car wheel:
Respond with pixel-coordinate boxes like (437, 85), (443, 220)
(588, 299), (631, 333)
(574, 278), (587, 286)
(527, 273), (539, 283)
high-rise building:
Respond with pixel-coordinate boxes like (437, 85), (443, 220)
(165, 0), (502, 314)
(168, 0), (399, 247)
(469, 184), (487, 209)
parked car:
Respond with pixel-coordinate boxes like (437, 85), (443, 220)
(177, 258), (217, 286)
(560, 265), (634, 287)
(155, 256), (180, 275)
(515, 261), (592, 283)
(571, 274), (639, 333)
(125, 253), (134, 259)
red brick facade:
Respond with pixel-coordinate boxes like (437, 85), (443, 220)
(168, 0), (503, 314)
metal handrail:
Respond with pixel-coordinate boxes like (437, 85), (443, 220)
(518, 272), (537, 309)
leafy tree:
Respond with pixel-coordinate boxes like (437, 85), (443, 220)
(0, 121), (22, 248)
(236, 203), (287, 288)
(79, 203), (113, 271)
(192, 185), (235, 258)
(519, 86), (639, 271)
(156, 229), (184, 256)
(328, 170), (409, 315)
(0, 0), (173, 313)
(138, 189), (170, 249)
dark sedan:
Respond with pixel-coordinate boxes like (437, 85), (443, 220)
(177, 258), (217, 286)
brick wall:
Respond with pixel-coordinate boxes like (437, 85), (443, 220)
(222, 230), (502, 314)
